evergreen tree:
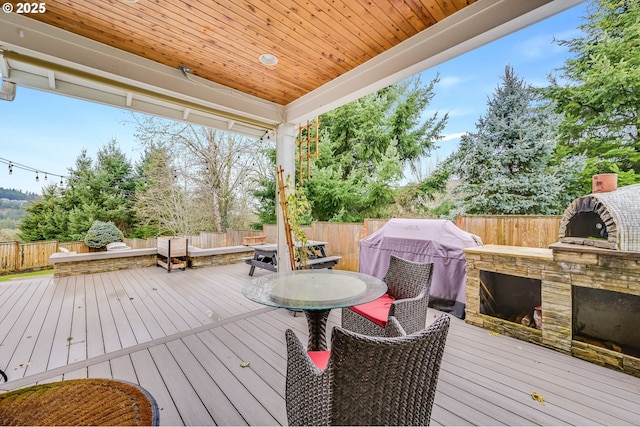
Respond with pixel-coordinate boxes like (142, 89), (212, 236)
(64, 140), (139, 239)
(541, 0), (640, 192)
(18, 186), (66, 241)
(305, 76), (447, 221)
(18, 140), (139, 242)
(250, 147), (277, 228)
(449, 66), (583, 215)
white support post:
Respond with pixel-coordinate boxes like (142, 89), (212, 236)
(276, 122), (297, 272)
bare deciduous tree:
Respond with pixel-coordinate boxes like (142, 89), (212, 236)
(133, 115), (270, 232)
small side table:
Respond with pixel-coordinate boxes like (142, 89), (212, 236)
(0, 378), (159, 426)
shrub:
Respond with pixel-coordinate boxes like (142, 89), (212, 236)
(84, 220), (124, 249)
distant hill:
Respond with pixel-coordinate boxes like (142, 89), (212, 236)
(0, 188), (39, 201)
(0, 188), (39, 233)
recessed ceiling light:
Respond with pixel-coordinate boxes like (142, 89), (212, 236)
(121, 0), (139, 3)
(259, 53), (278, 66)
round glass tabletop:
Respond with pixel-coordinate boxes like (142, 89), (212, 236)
(242, 269), (387, 310)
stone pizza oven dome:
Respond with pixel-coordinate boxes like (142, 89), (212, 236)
(558, 183), (640, 252)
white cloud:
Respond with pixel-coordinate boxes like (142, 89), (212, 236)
(438, 76), (464, 88)
(517, 28), (582, 60)
(446, 108), (476, 118)
(441, 132), (466, 142)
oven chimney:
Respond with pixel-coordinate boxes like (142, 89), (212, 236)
(592, 173), (617, 193)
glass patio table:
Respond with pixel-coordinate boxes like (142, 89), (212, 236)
(242, 269), (387, 351)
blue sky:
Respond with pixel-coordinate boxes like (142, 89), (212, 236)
(1, 2), (587, 194)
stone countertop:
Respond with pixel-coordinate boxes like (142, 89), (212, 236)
(49, 248), (157, 263)
(463, 244), (553, 260)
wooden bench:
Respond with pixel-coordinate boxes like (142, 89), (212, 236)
(297, 255), (342, 270)
(245, 257), (278, 273)
(245, 241), (341, 275)
(245, 254), (342, 274)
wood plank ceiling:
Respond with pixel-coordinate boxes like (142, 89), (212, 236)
(23, 0), (476, 106)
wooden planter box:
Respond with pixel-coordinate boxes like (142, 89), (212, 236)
(242, 235), (267, 245)
(157, 236), (188, 272)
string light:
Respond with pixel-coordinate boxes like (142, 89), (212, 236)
(0, 157), (67, 185)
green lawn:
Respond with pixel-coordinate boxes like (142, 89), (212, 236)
(0, 269), (54, 282)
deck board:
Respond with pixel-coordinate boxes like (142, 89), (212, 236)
(148, 344), (215, 426)
(122, 269), (188, 336)
(49, 275), (77, 369)
(93, 273), (124, 354)
(197, 328), (284, 426)
(69, 275), (88, 364)
(2, 278), (49, 373)
(129, 349), (183, 426)
(0, 263), (638, 426)
(174, 335), (247, 426)
(26, 275), (66, 375)
(448, 321), (640, 417)
(84, 273), (106, 358)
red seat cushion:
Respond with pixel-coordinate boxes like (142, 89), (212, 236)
(349, 293), (395, 327)
(308, 351), (330, 370)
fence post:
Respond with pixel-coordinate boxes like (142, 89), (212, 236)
(14, 241), (19, 273)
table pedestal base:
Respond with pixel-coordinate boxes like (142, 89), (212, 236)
(304, 309), (330, 351)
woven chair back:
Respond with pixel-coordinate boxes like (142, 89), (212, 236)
(383, 255), (433, 300)
(329, 314), (450, 425)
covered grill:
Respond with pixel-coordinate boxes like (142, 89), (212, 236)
(558, 183), (640, 252)
(359, 219), (482, 319)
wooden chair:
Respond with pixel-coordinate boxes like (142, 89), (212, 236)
(285, 314), (451, 426)
(342, 255), (433, 335)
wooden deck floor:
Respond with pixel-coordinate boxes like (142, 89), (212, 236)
(1, 263), (639, 426)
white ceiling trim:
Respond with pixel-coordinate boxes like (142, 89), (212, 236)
(0, 12), (284, 131)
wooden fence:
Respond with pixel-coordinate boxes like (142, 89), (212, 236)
(455, 215), (562, 248)
(0, 216), (563, 274)
(261, 216), (562, 272)
(0, 229), (268, 274)
(0, 241), (60, 274)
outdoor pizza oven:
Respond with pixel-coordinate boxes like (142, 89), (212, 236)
(465, 182), (640, 377)
(558, 182), (640, 252)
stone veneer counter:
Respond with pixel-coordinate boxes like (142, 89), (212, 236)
(463, 244), (553, 260)
(50, 246), (255, 277)
(463, 243), (640, 378)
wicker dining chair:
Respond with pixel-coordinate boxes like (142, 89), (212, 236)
(285, 313), (450, 426)
(342, 255), (434, 336)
